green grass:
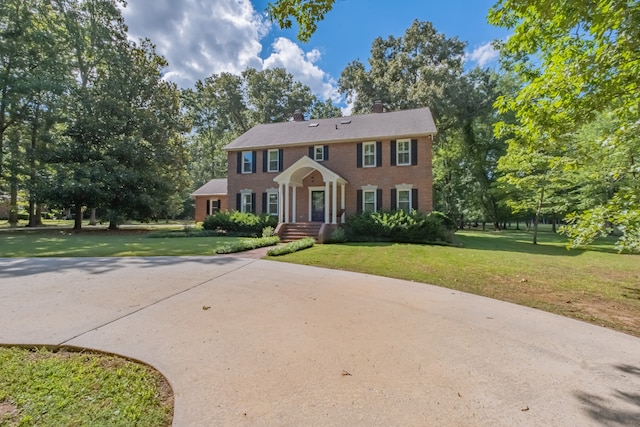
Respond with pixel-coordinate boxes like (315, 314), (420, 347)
(269, 229), (640, 336)
(0, 230), (241, 257)
(0, 347), (172, 426)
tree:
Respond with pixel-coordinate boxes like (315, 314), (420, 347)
(267, 0), (336, 42)
(309, 98), (342, 119)
(489, 0), (640, 251)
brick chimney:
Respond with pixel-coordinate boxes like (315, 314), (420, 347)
(372, 100), (384, 113)
(292, 109), (305, 122)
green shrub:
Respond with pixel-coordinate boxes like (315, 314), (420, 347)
(262, 226), (276, 237)
(326, 227), (347, 243)
(344, 210), (455, 244)
(202, 211), (278, 236)
(215, 236), (280, 254)
(267, 237), (315, 256)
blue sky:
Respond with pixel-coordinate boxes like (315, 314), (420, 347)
(122, 0), (509, 112)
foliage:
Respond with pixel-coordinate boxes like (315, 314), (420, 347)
(267, 237), (315, 256)
(267, 0), (336, 42)
(201, 211), (278, 236)
(262, 226), (276, 237)
(489, 0), (640, 251)
(0, 347), (171, 426)
(325, 226), (347, 243)
(215, 236), (280, 254)
(344, 210), (455, 244)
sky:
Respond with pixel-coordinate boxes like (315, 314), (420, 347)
(120, 0), (510, 113)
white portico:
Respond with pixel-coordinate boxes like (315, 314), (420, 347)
(274, 156), (347, 224)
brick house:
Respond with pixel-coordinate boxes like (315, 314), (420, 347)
(223, 103), (437, 241)
(191, 178), (228, 222)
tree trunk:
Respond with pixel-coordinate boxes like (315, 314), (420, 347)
(9, 179), (18, 226)
(73, 205), (83, 231)
(108, 220), (118, 231)
(533, 187), (545, 245)
(35, 203), (43, 226)
(89, 208), (97, 226)
(516, 219), (520, 230)
(551, 212), (557, 233)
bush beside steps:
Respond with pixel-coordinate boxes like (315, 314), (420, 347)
(267, 237), (315, 256)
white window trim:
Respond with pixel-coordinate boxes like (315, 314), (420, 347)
(363, 141), (376, 168)
(267, 149), (279, 172)
(314, 145), (325, 162)
(241, 151), (253, 174)
(362, 185), (377, 213)
(397, 138), (411, 166)
(266, 188), (279, 216)
(395, 184), (413, 212)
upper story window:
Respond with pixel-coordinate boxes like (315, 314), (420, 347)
(314, 146), (325, 161)
(397, 139), (411, 165)
(268, 149), (279, 172)
(242, 151), (253, 174)
(363, 142), (376, 167)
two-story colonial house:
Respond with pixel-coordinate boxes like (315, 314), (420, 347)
(223, 102), (437, 242)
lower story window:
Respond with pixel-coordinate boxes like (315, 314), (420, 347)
(241, 193), (253, 213)
(398, 189), (411, 212)
(267, 192), (278, 215)
(363, 190), (376, 213)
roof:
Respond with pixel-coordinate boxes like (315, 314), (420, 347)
(224, 107), (437, 151)
(191, 178), (228, 197)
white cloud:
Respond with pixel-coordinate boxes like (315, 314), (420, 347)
(262, 38), (340, 102)
(467, 42), (499, 68)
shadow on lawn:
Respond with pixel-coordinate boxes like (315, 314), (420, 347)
(574, 365), (640, 426)
(0, 256), (242, 278)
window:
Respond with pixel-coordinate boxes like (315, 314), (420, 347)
(397, 139), (411, 165)
(363, 142), (376, 167)
(397, 189), (411, 212)
(241, 192), (253, 213)
(266, 191), (279, 216)
(314, 146), (325, 161)
(242, 151), (253, 174)
(363, 190), (376, 213)
(268, 149), (279, 172)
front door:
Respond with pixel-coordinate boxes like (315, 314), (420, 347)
(311, 190), (325, 222)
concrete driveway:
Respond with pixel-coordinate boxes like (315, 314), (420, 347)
(1, 256), (639, 426)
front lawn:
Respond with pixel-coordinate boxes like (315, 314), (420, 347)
(268, 229), (640, 337)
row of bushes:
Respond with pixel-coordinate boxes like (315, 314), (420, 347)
(343, 210), (455, 244)
(267, 237), (315, 256)
(202, 211), (278, 237)
(216, 236), (280, 254)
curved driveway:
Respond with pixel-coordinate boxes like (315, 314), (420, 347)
(1, 256), (639, 426)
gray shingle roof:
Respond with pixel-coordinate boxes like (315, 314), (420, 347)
(224, 107), (437, 151)
(191, 178), (228, 196)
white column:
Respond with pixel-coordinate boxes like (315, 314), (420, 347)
(292, 186), (297, 224)
(284, 183), (290, 223)
(341, 183), (346, 223)
(278, 183), (284, 223)
(332, 180), (337, 224)
(324, 181), (330, 223)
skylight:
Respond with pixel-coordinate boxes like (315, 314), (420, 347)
(340, 120), (352, 124)
(308, 123), (319, 127)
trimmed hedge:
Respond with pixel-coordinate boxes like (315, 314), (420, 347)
(215, 236), (280, 254)
(267, 237), (315, 256)
(202, 211), (278, 237)
(344, 210), (455, 244)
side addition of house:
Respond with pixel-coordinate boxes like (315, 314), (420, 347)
(223, 102), (437, 240)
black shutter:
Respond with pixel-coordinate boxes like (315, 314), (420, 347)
(357, 143), (362, 168)
(262, 192), (267, 214)
(391, 189), (397, 211)
(356, 190), (363, 213)
(278, 149), (284, 171)
(412, 189), (419, 211)
(251, 193), (256, 214)
(206, 199), (210, 216)
(376, 141), (382, 167)
(411, 139), (418, 165)
(390, 140), (397, 166)
(309, 146), (314, 158)
(236, 193), (241, 211)
(263, 150), (268, 172)
(251, 151), (257, 173)
(236, 152), (242, 174)
(376, 189), (383, 211)
(324, 145), (329, 161)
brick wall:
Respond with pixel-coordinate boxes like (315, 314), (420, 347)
(227, 135), (433, 219)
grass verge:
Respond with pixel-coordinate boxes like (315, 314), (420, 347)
(0, 347), (172, 426)
(269, 229), (640, 337)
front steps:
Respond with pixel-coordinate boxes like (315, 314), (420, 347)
(277, 223), (322, 243)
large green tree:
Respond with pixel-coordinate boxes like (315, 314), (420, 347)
(267, 0), (336, 42)
(489, 0), (640, 251)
